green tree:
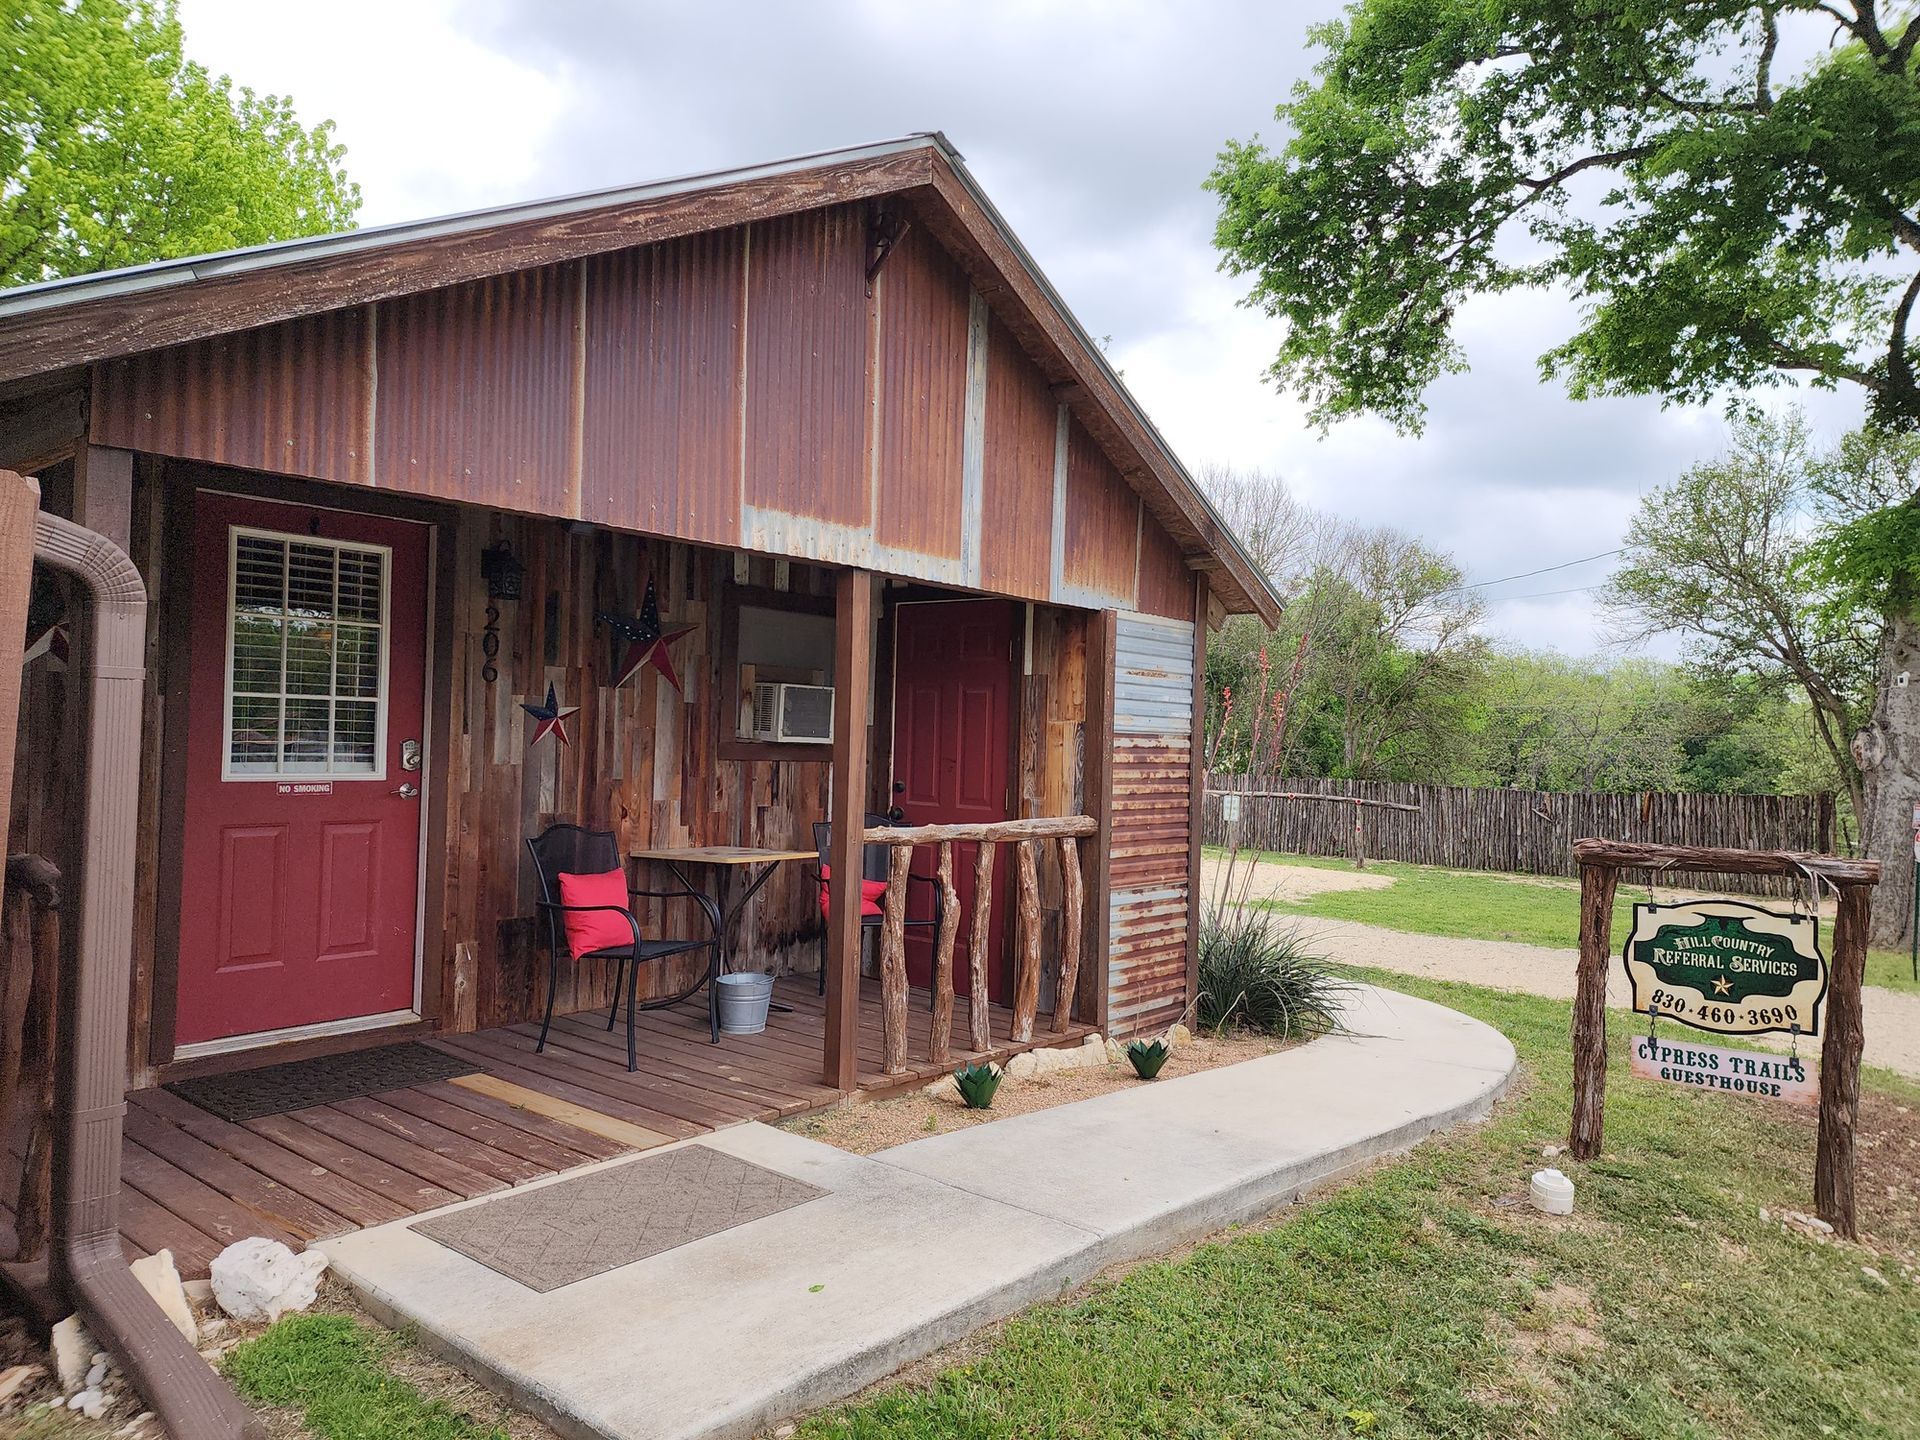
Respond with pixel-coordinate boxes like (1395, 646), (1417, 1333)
(1, 0), (359, 286)
(1208, 1), (1920, 433)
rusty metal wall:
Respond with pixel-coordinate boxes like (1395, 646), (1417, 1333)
(91, 310), (372, 485)
(873, 226), (969, 562)
(85, 210), (1210, 618)
(373, 265), (580, 509)
(1107, 611), (1196, 1036)
(1061, 413), (1139, 605)
(580, 231), (743, 546)
(741, 206), (870, 531)
(979, 313), (1055, 600)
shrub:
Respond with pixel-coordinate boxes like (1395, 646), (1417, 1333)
(1195, 904), (1349, 1038)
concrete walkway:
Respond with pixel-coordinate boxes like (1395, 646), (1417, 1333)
(319, 984), (1514, 1440)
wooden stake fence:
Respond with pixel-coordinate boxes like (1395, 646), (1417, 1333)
(864, 815), (1097, 1075)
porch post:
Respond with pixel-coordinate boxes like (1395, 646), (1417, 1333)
(823, 569), (874, 1090)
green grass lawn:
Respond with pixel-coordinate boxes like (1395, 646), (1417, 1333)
(1221, 848), (1920, 993)
(799, 973), (1920, 1439)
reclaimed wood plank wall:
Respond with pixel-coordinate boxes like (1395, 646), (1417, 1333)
(439, 510), (833, 1031)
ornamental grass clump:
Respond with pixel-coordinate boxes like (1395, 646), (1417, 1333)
(1196, 903), (1350, 1038)
(952, 1061), (1003, 1110)
(1125, 1037), (1171, 1079)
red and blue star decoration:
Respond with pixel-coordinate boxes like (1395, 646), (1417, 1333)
(521, 682), (579, 749)
(598, 579), (694, 693)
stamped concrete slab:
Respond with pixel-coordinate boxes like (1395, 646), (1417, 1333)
(319, 984), (1515, 1440)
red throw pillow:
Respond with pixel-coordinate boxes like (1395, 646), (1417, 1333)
(817, 865), (888, 919)
(556, 869), (635, 956)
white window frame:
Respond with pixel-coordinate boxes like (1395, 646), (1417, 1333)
(221, 523), (394, 783)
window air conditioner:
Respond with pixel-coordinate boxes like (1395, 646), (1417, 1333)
(751, 682), (834, 743)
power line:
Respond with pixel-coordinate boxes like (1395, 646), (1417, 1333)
(1484, 582), (1604, 603)
(1440, 548), (1623, 595)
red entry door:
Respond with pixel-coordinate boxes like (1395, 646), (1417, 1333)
(890, 600), (1016, 1004)
(175, 492), (429, 1048)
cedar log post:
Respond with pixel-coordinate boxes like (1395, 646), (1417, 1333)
(929, 841), (958, 1064)
(878, 843), (912, 1074)
(822, 570), (873, 1090)
(1052, 834), (1083, 1032)
(968, 841), (995, 1052)
(1011, 840), (1041, 1042)
(1817, 881), (1870, 1238)
(1569, 861), (1617, 1160)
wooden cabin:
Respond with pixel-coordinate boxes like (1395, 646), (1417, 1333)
(0, 135), (1278, 1276)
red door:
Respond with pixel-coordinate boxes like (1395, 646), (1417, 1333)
(175, 492), (429, 1048)
(890, 600), (1016, 1004)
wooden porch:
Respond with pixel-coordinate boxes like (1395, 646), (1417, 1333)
(3, 977), (1092, 1283)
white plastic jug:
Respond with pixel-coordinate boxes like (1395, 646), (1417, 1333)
(1529, 1167), (1575, 1216)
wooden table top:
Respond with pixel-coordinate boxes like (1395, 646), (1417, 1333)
(629, 846), (816, 865)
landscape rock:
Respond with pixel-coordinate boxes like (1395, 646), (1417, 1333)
(0, 1363), (42, 1405)
(84, 1360), (107, 1389)
(1541, 1144), (1563, 1159)
(1004, 1052), (1039, 1079)
(68, 1385), (109, 1419)
(210, 1237), (328, 1322)
(130, 1250), (198, 1344)
(49, 1315), (95, 1394)
(1779, 1210), (1835, 1242)
(1863, 1266), (1890, 1288)
(1163, 1023), (1193, 1050)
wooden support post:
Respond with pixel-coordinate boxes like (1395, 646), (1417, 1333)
(72, 444), (135, 552)
(1569, 862), (1618, 1160)
(1052, 835), (1082, 1032)
(1012, 839), (1041, 1042)
(879, 843), (911, 1075)
(929, 841), (958, 1065)
(822, 570), (873, 1091)
(0, 472), (38, 861)
(1816, 881), (1870, 1239)
(968, 840), (995, 1052)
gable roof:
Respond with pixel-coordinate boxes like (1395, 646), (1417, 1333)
(0, 133), (1280, 622)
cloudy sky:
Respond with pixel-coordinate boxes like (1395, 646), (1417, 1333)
(178, 0), (1862, 655)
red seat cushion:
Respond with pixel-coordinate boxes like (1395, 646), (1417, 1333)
(817, 865), (888, 919)
(556, 869), (635, 957)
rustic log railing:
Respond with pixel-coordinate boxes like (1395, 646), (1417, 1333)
(861, 816), (1097, 1075)
(0, 855), (60, 1263)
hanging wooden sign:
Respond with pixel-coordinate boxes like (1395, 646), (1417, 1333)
(1621, 898), (1827, 1038)
(1628, 1034), (1818, 1105)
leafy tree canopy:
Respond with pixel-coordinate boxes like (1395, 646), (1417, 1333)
(1, 0), (359, 286)
(1209, 0), (1920, 431)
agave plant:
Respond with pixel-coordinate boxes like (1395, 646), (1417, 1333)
(952, 1061), (1003, 1110)
(1126, 1038), (1171, 1079)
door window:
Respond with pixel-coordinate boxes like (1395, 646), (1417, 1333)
(224, 527), (390, 779)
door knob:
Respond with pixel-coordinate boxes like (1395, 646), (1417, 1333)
(394, 783), (419, 799)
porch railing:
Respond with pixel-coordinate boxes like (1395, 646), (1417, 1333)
(860, 816), (1097, 1075)
(0, 855), (60, 1263)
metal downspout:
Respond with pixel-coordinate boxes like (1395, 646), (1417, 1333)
(32, 511), (261, 1440)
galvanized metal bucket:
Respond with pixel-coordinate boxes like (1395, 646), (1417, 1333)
(715, 971), (775, 1035)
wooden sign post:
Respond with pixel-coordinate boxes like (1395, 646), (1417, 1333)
(1569, 838), (1878, 1239)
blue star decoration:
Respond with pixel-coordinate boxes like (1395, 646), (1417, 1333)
(597, 578), (695, 693)
(521, 682), (580, 749)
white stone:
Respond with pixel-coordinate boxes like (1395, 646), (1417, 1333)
(69, 1386), (109, 1420)
(210, 1237), (328, 1323)
(1082, 1033), (1106, 1054)
(1863, 1266), (1890, 1288)
(84, 1361), (107, 1389)
(1541, 1144), (1563, 1159)
(129, 1250), (198, 1344)
(50, 1315), (95, 1394)
(1004, 1052), (1039, 1080)
(1162, 1023), (1192, 1050)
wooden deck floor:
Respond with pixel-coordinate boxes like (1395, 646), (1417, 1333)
(4, 976), (1091, 1281)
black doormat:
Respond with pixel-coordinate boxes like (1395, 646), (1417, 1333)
(166, 1042), (480, 1122)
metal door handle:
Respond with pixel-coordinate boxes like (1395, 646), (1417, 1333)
(394, 783), (419, 799)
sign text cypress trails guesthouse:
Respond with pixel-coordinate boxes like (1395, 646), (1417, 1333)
(1621, 898), (1827, 1107)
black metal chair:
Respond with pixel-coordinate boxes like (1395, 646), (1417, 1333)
(526, 824), (723, 1071)
(810, 812), (944, 1001)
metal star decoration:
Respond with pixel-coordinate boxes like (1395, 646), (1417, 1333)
(598, 579), (695, 693)
(521, 682), (579, 749)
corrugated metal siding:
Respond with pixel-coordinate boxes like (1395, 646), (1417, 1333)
(373, 265), (580, 509)
(580, 231), (742, 545)
(91, 309), (372, 485)
(1107, 611), (1196, 1035)
(979, 313), (1055, 599)
(741, 205), (869, 528)
(874, 225), (970, 561)
(1062, 415), (1139, 604)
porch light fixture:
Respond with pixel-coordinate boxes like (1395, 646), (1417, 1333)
(481, 540), (524, 600)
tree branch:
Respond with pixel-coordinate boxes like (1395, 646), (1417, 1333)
(1518, 145), (1658, 192)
